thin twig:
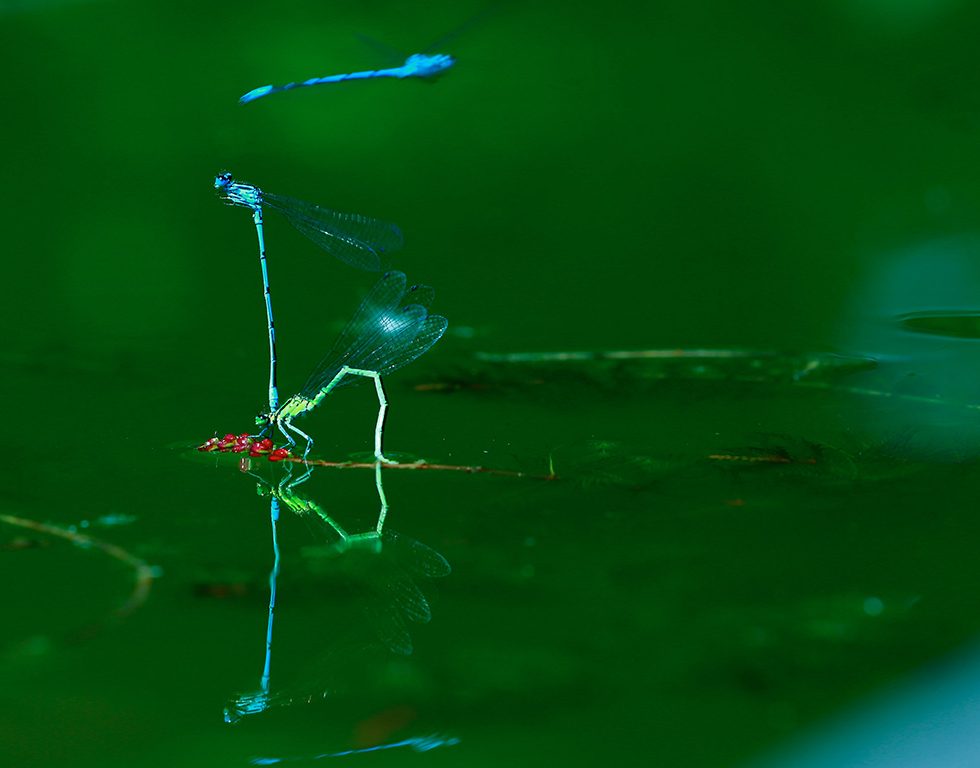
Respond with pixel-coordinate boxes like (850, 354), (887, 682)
(0, 513), (157, 623)
(278, 455), (558, 481)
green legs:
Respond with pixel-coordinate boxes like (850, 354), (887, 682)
(277, 461), (388, 552)
(373, 460), (388, 535)
(274, 366), (396, 462)
(322, 365), (395, 463)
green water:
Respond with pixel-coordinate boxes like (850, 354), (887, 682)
(6, 0), (980, 765)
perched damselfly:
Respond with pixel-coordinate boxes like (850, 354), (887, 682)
(214, 171), (403, 411)
(259, 271), (447, 460)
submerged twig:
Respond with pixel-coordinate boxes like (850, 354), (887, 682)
(792, 379), (980, 411)
(467, 348), (980, 412)
(474, 348), (779, 363)
(0, 513), (158, 628)
(708, 453), (810, 465)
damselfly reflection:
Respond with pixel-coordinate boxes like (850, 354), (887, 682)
(224, 462), (450, 724)
(251, 733), (461, 764)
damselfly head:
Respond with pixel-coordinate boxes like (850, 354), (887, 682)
(214, 172), (233, 191)
(255, 413), (271, 427)
(404, 53), (455, 77)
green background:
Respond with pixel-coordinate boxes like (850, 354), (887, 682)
(5, 0), (980, 765)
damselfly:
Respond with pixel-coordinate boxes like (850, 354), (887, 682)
(214, 171), (403, 411)
(258, 271), (447, 461)
(238, 4), (501, 104)
(240, 53), (453, 104)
